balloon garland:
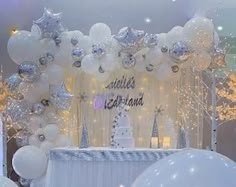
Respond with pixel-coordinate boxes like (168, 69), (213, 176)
(3, 8), (226, 184)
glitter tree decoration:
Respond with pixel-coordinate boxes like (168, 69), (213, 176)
(80, 118), (89, 148)
(216, 73), (236, 121)
(0, 65), (8, 112)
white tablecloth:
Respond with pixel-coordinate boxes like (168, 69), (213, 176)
(44, 147), (178, 187)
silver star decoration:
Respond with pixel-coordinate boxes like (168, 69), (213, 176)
(77, 92), (89, 103)
(155, 106), (165, 116)
(33, 8), (65, 39)
(114, 27), (145, 54)
(49, 84), (73, 111)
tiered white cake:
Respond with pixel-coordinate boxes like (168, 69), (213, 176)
(113, 113), (135, 148)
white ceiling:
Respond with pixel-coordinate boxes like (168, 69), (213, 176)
(1, 0), (236, 77)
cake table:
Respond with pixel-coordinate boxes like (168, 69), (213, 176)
(45, 147), (179, 187)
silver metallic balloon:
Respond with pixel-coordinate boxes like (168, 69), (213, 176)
(33, 8), (64, 39)
(114, 27), (145, 54)
(144, 34), (158, 48)
(122, 54), (136, 69)
(4, 74), (22, 94)
(38, 134), (46, 142)
(146, 64), (154, 72)
(49, 84), (73, 111)
(72, 48), (85, 61)
(72, 61), (82, 68)
(18, 61), (41, 82)
(99, 66), (105, 73)
(5, 99), (31, 123)
(171, 65), (180, 73)
(19, 177), (32, 187)
(31, 103), (45, 115)
(15, 129), (31, 147)
(208, 47), (226, 70)
(41, 99), (50, 106)
(92, 44), (106, 58)
(161, 46), (169, 53)
(169, 41), (193, 63)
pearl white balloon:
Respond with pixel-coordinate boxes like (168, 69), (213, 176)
(193, 51), (211, 71)
(166, 26), (183, 46)
(101, 54), (118, 71)
(30, 176), (46, 187)
(89, 23), (112, 43)
(157, 33), (167, 47)
(0, 176), (18, 187)
(40, 141), (55, 154)
(132, 149), (236, 187)
(29, 135), (41, 147)
(79, 35), (93, 53)
(54, 135), (71, 147)
(183, 17), (214, 50)
(44, 124), (60, 141)
(31, 24), (42, 40)
(155, 63), (173, 82)
(12, 145), (47, 179)
(81, 54), (99, 74)
(7, 31), (42, 64)
(40, 38), (58, 56)
(145, 48), (163, 66)
(45, 64), (65, 85)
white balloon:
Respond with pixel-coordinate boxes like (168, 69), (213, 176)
(101, 54), (118, 71)
(157, 33), (167, 47)
(79, 35), (93, 53)
(29, 135), (41, 147)
(31, 24), (42, 40)
(45, 64), (65, 85)
(7, 31), (42, 64)
(81, 54), (99, 74)
(0, 176), (18, 187)
(132, 149), (236, 187)
(155, 63), (173, 82)
(89, 23), (112, 43)
(28, 116), (46, 131)
(145, 48), (163, 67)
(40, 38), (58, 56)
(193, 51), (211, 71)
(40, 141), (55, 154)
(183, 17), (214, 50)
(166, 26), (184, 46)
(44, 124), (60, 141)
(12, 145), (47, 179)
(30, 176), (46, 187)
(54, 135), (71, 147)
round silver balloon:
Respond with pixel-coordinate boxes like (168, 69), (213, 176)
(39, 56), (48, 66)
(38, 134), (46, 142)
(169, 41), (193, 63)
(72, 61), (82, 68)
(144, 34), (158, 48)
(4, 74), (22, 94)
(41, 99), (50, 106)
(72, 48), (85, 61)
(161, 46), (169, 53)
(146, 64), (154, 72)
(122, 54), (136, 69)
(18, 61), (41, 82)
(171, 65), (180, 73)
(31, 103), (45, 115)
(92, 44), (106, 58)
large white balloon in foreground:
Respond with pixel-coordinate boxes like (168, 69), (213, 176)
(0, 176), (17, 187)
(12, 145), (47, 179)
(7, 31), (42, 64)
(132, 149), (236, 187)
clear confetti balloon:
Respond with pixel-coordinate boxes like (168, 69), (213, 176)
(169, 41), (193, 64)
(122, 53), (136, 69)
(4, 74), (22, 94)
(5, 99), (31, 124)
(33, 8), (64, 39)
(49, 84), (73, 111)
(114, 27), (145, 54)
(31, 103), (45, 115)
(18, 62), (41, 82)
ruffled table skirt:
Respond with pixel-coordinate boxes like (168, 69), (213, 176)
(44, 147), (179, 187)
